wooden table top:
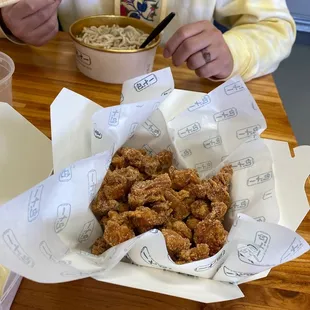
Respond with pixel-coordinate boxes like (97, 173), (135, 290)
(1, 32), (309, 310)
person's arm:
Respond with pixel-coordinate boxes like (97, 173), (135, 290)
(215, 0), (296, 81)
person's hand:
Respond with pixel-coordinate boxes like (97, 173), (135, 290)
(163, 21), (233, 79)
(1, 0), (61, 46)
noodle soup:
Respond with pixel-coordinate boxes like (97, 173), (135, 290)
(70, 16), (161, 84)
(76, 25), (149, 50)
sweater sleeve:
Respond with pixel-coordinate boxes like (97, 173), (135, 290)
(214, 0), (296, 82)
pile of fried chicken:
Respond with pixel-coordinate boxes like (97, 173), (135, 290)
(91, 147), (233, 264)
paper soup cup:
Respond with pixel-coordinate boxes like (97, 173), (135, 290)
(69, 15), (161, 84)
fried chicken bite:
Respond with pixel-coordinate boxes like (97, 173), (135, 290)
(118, 166), (144, 186)
(186, 178), (231, 206)
(212, 165), (233, 190)
(164, 189), (191, 220)
(128, 173), (171, 208)
(100, 211), (132, 233)
(156, 150), (173, 172)
(91, 179), (133, 219)
(152, 201), (173, 217)
(185, 183), (208, 199)
(186, 216), (200, 231)
(91, 195), (119, 218)
(168, 220), (192, 240)
(128, 207), (166, 233)
(190, 200), (210, 220)
(161, 229), (191, 257)
(100, 215), (109, 227)
(103, 220), (135, 247)
(202, 179), (231, 206)
(194, 219), (228, 256)
(208, 202), (228, 221)
(179, 244), (210, 263)
(119, 202), (130, 213)
(102, 170), (128, 200)
(169, 166), (200, 190)
(111, 154), (127, 170)
(92, 147), (232, 260)
(119, 147), (161, 176)
(91, 236), (111, 255)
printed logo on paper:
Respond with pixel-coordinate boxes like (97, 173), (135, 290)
(224, 81), (245, 95)
(128, 122), (138, 138)
(247, 171), (273, 186)
(161, 88), (172, 96)
(178, 122), (201, 138)
(180, 148), (192, 158)
(76, 49), (91, 66)
(236, 125), (261, 140)
(213, 108), (238, 122)
(223, 266), (255, 278)
(238, 231), (271, 265)
(39, 241), (71, 265)
(108, 108), (121, 126)
(153, 102), (161, 111)
(28, 185), (44, 222)
(231, 157), (254, 171)
(281, 238), (304, 263)
(3, 229), (35, 267)
(142, 144), (156, 156)
(194, 250), (225, 272)
(54, 203), (71, 233)
(78, 220), (95, 243)
(59, 167), (72, 182)
(140, 246), (171, 270)
(254, 216), (266, 222)
(187, 95), (211, 112)
(195, 161), (212, 173)
(93, 123), (103, 139)
(142, 119), (161, 137)
(203, 136), (222, 149)
(88, 170), (97, 201)
(134, 74), (157, 92)
(230, 199), (250, 212)
(263, 190), (273, 200)
(251, 101), (258, 110)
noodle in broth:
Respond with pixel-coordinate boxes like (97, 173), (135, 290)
(76, 25), (149, 50)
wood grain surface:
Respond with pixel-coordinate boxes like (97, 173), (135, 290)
(0, 32), (309, 310)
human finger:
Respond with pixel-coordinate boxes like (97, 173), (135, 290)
(9, 0), (57, 19)
(24, 13), (58, 46)
(195, 59), (222, 79)
(21, 0), (60, 30)
(187, 46), (218, 70)
(163, 21), (211, 58)
(171, 31), (212, 66)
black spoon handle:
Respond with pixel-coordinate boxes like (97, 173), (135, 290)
(140, 12), (176, 49)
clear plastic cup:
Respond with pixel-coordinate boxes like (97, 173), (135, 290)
(0, 52), (15, 106)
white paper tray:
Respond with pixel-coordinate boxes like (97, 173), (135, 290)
(0, 76), (309, 303)
(0, 102), (53, 308)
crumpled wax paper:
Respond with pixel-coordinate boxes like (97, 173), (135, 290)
(0, 68), (308, 284)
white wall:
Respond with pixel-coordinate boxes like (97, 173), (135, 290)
(286, 0), (310, 16)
